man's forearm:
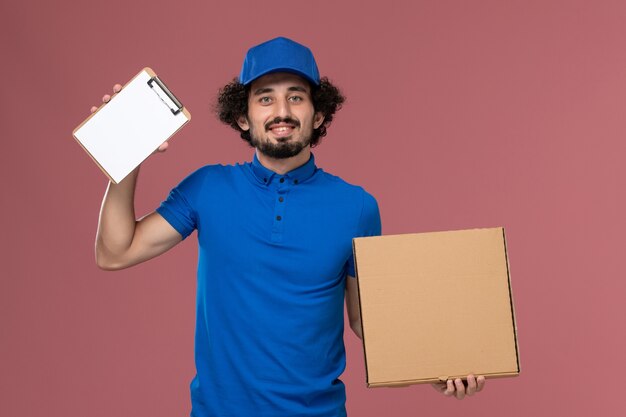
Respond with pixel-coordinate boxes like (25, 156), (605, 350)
(350, 319), (363, 340)
(95, 167), (140, 268)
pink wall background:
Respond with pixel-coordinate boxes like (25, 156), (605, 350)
(2, 0), (625, 415)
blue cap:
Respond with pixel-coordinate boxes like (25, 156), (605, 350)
(239, 37), (320, 86)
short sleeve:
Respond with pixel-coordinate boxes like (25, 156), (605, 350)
(346, 189), (382, 277)
(155, 167), (207, 240)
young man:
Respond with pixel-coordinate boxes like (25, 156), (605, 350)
(93, 37), (484, 417)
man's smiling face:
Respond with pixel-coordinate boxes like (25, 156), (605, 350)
(237, 72), (324, 159)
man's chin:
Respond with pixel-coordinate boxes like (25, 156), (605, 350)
(256, 142), (309, 159)
(259, 147), (303, 159)
(273, 135), (293, 143)
(250, 134), (309, 159)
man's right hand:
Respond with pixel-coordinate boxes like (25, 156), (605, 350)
(90, 83), (169, 153)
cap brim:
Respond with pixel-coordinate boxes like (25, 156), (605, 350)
(242, 67), (320, 86)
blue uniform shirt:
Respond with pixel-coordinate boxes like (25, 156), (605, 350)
(156, 153), (381, 417)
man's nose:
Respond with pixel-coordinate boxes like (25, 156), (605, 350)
(275, 98), (292, 118)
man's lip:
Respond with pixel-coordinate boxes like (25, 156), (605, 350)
(268, 125), (296, 138)
(268, 123), (297, 130)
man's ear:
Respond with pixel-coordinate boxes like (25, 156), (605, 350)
(237, 115), (250, 131)
(313, 112), (325, 129)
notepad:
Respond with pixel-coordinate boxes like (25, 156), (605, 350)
(73, 68), (191, 183)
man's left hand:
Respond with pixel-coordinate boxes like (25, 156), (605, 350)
(431, 374), (485, 400)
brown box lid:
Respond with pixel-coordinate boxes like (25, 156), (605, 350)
(353, 227), (520, 387)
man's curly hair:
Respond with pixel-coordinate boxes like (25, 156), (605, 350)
(216, 76), (345, 147)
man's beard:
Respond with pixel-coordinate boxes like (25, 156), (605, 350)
(249, 117), (312, 159)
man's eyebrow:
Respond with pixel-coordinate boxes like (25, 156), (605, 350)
(287, 86), (308, 93)
(253, 87), (274, 95)
(252, 85), (309, 95)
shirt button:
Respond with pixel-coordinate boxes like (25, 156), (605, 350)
(263, 178), (267, 183)
(276, 215), (282, 221)
(280, 178), (285, 183)
(278, 197), (284, 202)
(294, 179), (299, 184)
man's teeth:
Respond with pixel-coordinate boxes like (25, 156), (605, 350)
(274, 126), (291, 132)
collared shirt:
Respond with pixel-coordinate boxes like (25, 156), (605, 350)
(156, 153), (381, 417)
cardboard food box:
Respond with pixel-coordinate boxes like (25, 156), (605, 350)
(352, 227), (520, 387)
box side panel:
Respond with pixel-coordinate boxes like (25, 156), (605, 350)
(502, 227), (521, 373)
(352, 238), (372, 387)
(366, 370), (520, 388)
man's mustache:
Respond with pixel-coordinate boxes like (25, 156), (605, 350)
(265, 117), (301, 131)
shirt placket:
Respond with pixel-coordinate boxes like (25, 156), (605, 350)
(271, 176), (289, 243)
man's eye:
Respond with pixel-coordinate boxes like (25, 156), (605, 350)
(289, 96), (303, 102)
(259, 97), (272, 104)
